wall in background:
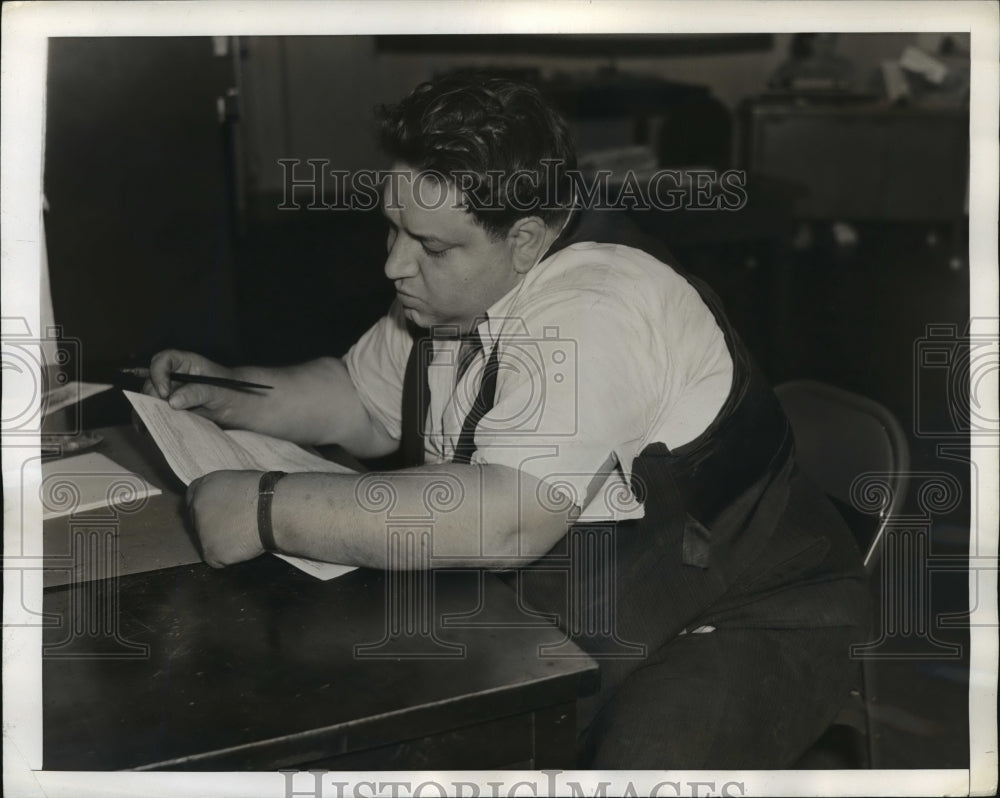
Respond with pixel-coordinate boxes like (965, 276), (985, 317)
(44, 37), (239, 381)
(240, 32), (961, 195)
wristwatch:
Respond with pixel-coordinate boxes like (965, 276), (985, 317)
(257, 471), (287, 551)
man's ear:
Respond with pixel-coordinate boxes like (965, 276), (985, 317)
(507, 216), (552, 275)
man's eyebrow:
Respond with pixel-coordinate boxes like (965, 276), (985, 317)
(380, 208), (453, 245)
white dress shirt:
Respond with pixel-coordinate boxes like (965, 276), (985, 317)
(345, 242), (733, 521)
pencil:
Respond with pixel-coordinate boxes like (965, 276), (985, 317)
(119, 367), (273, 391)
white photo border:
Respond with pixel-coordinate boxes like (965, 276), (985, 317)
(3, 2), (997, 796)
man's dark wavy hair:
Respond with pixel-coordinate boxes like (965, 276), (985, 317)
(377, 72), (577, 239)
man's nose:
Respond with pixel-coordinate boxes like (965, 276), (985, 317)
(384, 236), (419, 281)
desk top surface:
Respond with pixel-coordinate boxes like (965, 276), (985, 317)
(42, 424), (200, 588)
(43, 426), (598, 771)
(44, 557), (598, 771)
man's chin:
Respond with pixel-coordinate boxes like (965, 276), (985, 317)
(400, 304), (433, 328)
(398, 301), (466, 332)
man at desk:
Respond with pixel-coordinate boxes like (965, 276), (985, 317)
(144, 73), (867, 768)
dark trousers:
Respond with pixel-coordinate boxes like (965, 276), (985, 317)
(513, 468), (870, 769)
(578, 620), (866, 768)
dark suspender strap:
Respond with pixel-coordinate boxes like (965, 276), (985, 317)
(400, 327), (431, 467)
(452, 338), (501, 465)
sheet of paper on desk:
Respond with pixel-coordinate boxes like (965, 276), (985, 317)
(41, 451), (163, 520)
(273, 553), (356, 580)
(123, 390), (356, 483)
(123, 390), (357, 580)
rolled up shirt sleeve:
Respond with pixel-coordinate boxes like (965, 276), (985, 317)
(343, 300), (412, 443)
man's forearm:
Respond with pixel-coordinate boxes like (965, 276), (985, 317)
(225, 357), (396, 456)
(269, 463), (573, 569)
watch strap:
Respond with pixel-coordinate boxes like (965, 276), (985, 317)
(257, 471), (287, 551)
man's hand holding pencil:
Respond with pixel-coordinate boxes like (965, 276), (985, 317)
(133, 349), (270, 427)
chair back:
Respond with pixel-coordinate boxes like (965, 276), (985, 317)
(775, 380), (910, 574)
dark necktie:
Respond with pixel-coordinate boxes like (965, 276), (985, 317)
(400, 327), (500, 467)
(400, 327), (432, 467)
(455, 331), (484, 382)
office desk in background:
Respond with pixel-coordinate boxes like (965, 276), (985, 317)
(741, 100), (969, 223)
(42, 426), (599, 770)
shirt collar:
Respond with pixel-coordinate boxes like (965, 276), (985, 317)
(476, 281), (520, 349)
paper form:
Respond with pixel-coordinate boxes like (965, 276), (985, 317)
(273, 553), (356, 581)
(123, 391), (356, 483)
(226, 429), (357, 476)
(41, 451), (162, 520)
(123, 390), (357, 580)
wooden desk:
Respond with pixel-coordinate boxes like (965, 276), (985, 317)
(42, 425), (199, 589)
(42, 428), (599, 770)
(41, 425), (364, 588)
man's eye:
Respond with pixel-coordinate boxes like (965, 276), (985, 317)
(421, 243), (449, 258)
